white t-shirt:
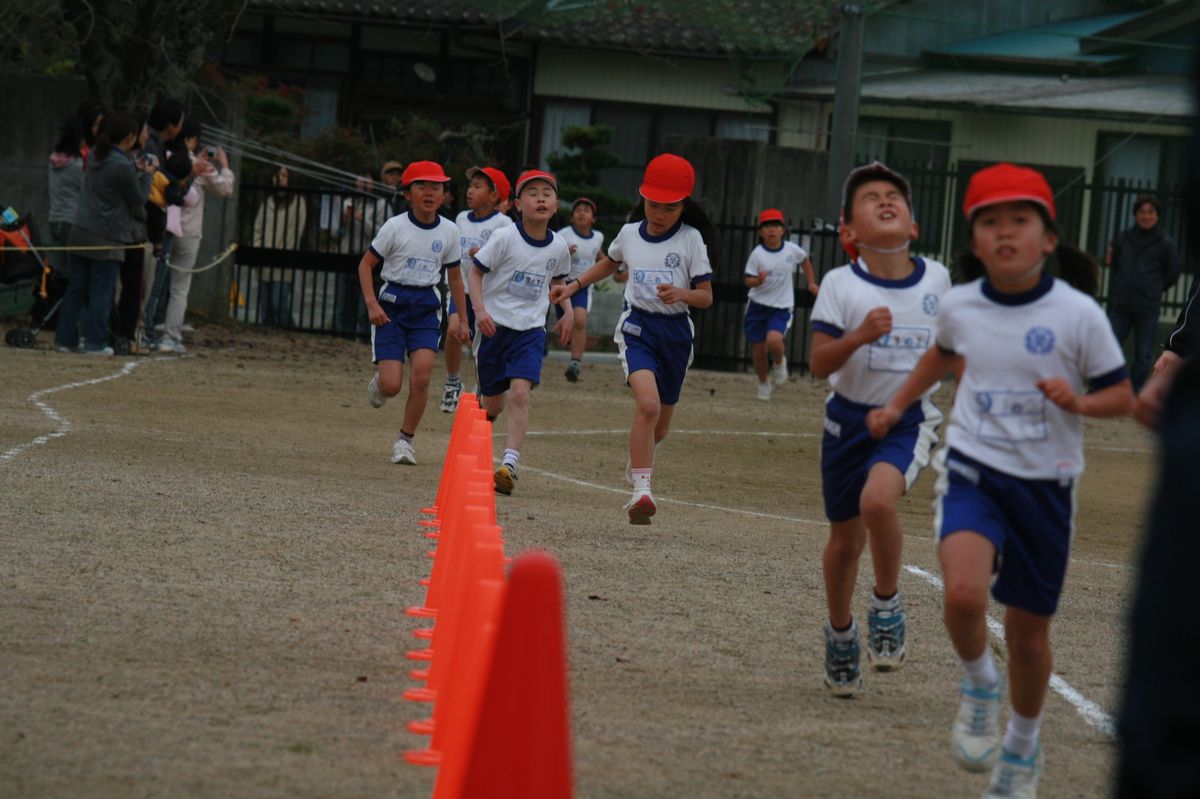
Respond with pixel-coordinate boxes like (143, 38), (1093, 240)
(811, 256), (952, 406)
(369, 211), (461, 288)
(937, 275), (1127, 480)
(455, 209), (513, 263)
(608, 220), (713, 316)
(745, 241), (807, 309)
(558, 225), (606, 280)
(473, 222), (571, 331)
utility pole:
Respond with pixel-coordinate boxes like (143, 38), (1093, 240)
(823, 4), (865, 225)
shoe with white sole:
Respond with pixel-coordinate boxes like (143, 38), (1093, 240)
(368, 373), (387, 408)
(867, 599), (907, 671)
(391, 437), (416, 465)
(440, 381), (461, 413)
(756, 382), (772, 401)
(953, 677), (1004, 771)
(772, 360), (789, 387)
(983, 746), (1043, 798)
(494, 464), (517, 495)
(624, 489), (656, 525)
(824, 621), (864, 697)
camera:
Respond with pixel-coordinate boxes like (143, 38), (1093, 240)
(143, 153), (159, 168)
(206, 147), (218, 159)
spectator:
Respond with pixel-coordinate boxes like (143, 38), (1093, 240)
(76, 101), (105, 162)
(159, 122), (235, 353)
(47, 117), (87, 275)
(54, 112), (153, 355)
(1107, 195), (1183, 390)
(252, 166), (307, 326)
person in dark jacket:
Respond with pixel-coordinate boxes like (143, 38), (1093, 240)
(48, 117), (88, 275)
(1107, 195), (1183, 390)
(53, 112), (154, 355)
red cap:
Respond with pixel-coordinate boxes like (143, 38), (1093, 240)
(758, 208), (785, 226)
(963, 163), (1056, 221)
(572, 197), (597, 214)
(639, 154), (694, 203)
(514, 169), (558, 196)
(401, 160), (450, 188)
(465, 166), (511, 202)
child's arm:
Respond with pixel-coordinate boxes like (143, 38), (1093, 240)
(656, 278), (713, 309)
(446, 266), (470, 343)
(808, 307), (892, 379)
(1037, 377), (1135, 418)
(358, 250), (386, 326)
(550, 277), (574, 346)
(745, 272), (767, 288)
(802, 258), (819, 295)
(468, 263), (495, 337)
(550, 255), (620, 303)
(866, 346), (962, 438)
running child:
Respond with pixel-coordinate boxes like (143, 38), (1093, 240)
(360, 161), (470, 464)
(550, 154), (716, 525)
(469, 169), (573, 495)
(866, 163), (1133, 797)
(808, 161), (952, 696)
(557, 197), (606, 382)
(441, 166), (513, 413)
(743, 208), (818, 400)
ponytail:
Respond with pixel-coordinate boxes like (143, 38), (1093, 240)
(627, 196), (721, 269)
(958, 203), (1098, 296)
(92, 112), (139, 162)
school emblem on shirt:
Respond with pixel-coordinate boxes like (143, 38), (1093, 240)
(432, 240), (444, 253)
(664, 252), (681, 269)
(1024, 326), (1055, 355)
(785, 254), (795, 264)
(922, 293), (939, 316)
(547, 257), (558, 272)
(481, 229), (492, 242)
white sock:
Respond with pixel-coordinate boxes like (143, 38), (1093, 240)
(828, 618), (857, 643)
(1002, 710), (1042, 759)
(503, 448), (520, 471)
(631, 468), (652, 492)
(447, 373), (460, 385)
(961, 649), (1000, 690)
(871, 589), (901, 612)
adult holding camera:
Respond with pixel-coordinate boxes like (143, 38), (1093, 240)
(54, 112), (153, 355)
(1107, 195), (1183, 391)
(252, 165), (307, 327)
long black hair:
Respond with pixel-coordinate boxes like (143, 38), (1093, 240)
(627, 197), (720, 269)
(76, 100), (105, 146)
(53, 117), (86, 158)
(954, 202), (1098, 296)
(92, 113), (140, 162)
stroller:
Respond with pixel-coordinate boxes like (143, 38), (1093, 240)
(2, 208), (129, 353)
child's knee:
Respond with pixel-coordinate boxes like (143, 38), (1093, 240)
(509, 383), (530, 406)
(944, 582), (989, 620)
(858, 485), (897, 522)
(634, 394), (661, 420)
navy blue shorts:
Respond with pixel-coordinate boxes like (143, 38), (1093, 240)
(935, 449), (1075, 617)
(820, 393), (942, 523)
(743, 301), (793, 343)
(554, 286), (591, 318)
(476, 325), (545, 397)
(615, 307), (694, 405)
(371, 284), (441, 363)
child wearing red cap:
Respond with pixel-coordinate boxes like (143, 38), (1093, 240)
(557, 197), (606, 382)
(867, 163), (1133, 796)
(360, 161), (470, 465)
(469, 169), (574, 495)
(551, 153), (717, 525)
(809, 161), (952, 696)
(441, 166), (514, 413)
(743, 208), (818, 400)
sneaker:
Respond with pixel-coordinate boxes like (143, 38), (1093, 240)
(54, 344), (76, 354)
(368, 373), (388, 409)
(391, 437), (416, 465)
(157, 338), (177, 353)
(953, 677), (1004, 771)
(624, 460), (634, 487)
(983, 746), (1043, 798)
(772, 360), (789, 387)
(564, 361), (581, 383)
(867, 599), (907, 671)
(172, 341), (188, 354)
(624, 489), (656, 525)
(494, 464), (517, 495)
(824, 622), (864, 697)
(440, 381), (461, 413)
(756, 382), (772, 401)
(84, 346), (115, 356)
(182, 323), (195, 333)
(138, 335), (159, 353)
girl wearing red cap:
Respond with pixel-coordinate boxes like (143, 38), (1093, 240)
(360, 161), (470, 465)
(551, 153), (717, 525)
(867, 163), (1134, 796)
(743, 208), (818, 400)
(441, 166), (513, 413)
(557, 197), (606, 383)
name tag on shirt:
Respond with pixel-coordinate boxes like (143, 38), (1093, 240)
(867, 325), (931, 373)
(633, 268), (674, 302)
(399, 256), (438, 281)
(507, 269), (545, 299)
(975, 389), (1049, 444)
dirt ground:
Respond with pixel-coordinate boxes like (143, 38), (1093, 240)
(0, 324), (1154, 798)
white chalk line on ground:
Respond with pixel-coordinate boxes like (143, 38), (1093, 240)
(904, 565), (1117, 739)
(1, 361), (142, 467)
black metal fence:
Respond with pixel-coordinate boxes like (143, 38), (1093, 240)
(232, 171), (1194, 373)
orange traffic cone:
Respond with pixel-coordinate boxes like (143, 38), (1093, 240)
(422, 395), (480, 517)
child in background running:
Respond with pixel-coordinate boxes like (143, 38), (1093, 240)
(809, 162), (952, 696)
(557, 197), (606, 382)
(469, 169), (573, 496)
(867, 163), (1133, 798)
(361, 161), (469, 464)
(743, 208), (818, 400)
(441, 166), (513, 413)
(551, 154), (716, 525)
